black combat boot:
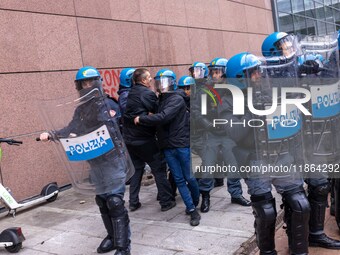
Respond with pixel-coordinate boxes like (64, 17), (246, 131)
(95, 196), (115, 254)
(112, 213), (131, 255)
(309, 184), (340, 249)
(114, 248), (131, 255)
(200, 191), (210, 213)
(97, 214), (115, 253)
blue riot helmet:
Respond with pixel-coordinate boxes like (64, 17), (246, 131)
(154, 69), (177, 93)
(119, 68), (136, 88)
(208, 57), (228, 79)
(226, 52), (262, 90)
(189, 62), (208, 79)
(75, 66), (102, 91)
(178, 75), (195, 96)
(262, 32), (296, 59)
(178, 75), (195, 86)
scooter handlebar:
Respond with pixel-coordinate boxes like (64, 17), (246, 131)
(0, 138), (23, 145)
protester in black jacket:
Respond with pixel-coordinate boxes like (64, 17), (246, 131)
(134, 69), (200, 226)
(123, 68), (175, 212)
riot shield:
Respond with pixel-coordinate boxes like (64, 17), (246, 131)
(298, 33), (340, 166)
(249, 52), (304, 176)
(39, 87), (135, 195)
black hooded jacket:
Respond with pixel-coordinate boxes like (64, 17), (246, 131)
(138, 90), (190, 149)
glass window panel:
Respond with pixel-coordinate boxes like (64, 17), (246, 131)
(334, 9), (340, 23)
(315, 3), (326, 20)
(279, 13), (294, 33)
(306, 18), (317, 34)
(277, 0), (292, 13)
(274, 0), (339, 36)
(304, 0), (316, 18)
(326, 22), (336, 33)
(317, 20), (327, 34)
(292, 1), (305, 14)
(334, 3), (340, 9)
(325, 6), (335, 22)
(293, 15), (308, 34)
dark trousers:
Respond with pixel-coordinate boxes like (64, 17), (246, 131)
(126, 139), (174, 207)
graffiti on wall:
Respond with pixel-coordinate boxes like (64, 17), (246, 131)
(99, 69), (121, 100)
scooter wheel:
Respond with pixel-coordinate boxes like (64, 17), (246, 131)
(41, 182), (59, 202)
(5, 242), (22, 253)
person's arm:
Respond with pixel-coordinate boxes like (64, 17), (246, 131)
(39, 106), (83, 142)
(140, 90), (159, 113)
(137, 96), (184, 126)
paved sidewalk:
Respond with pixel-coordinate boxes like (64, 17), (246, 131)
(1, 182), (339, 255)
(0, 180), (260, 255)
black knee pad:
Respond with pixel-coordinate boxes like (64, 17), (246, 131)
(283, 188), (310, 219)
(251, 194), (277, 223)
(308, 183), (330, 203)
(95, 195), (109, 214)
(106, 195), (126, 218)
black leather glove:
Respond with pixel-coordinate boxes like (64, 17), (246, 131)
(299, 60), (320, 75)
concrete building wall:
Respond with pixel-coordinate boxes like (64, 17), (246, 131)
(0, 0), (274, 200)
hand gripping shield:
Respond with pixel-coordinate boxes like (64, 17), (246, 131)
(298, 33), (340, 165)
(39, 88), (135, 195)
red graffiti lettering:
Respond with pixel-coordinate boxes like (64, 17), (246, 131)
(99, 69), (122, 100)
(103, 70), (112, 87)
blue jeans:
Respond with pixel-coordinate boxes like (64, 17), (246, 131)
(227, 178), (242, 198)
(164, 148), (200, 211)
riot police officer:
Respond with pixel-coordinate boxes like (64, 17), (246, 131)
(191, 58), (250, 213)
(118, 68), (135, 118)
(40, 66), (132, 255)
(178, 75), (195, 97)
(226, 52), (310, 255)
(296, 32), (340, 249)
(189, 62), (208, 158)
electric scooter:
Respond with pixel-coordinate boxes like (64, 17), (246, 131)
(0, 138), (59, 252)
(0, 228), (25, 253)
(0, 138), (59, 217)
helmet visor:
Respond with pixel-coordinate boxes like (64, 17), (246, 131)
(191, 66), (205, 79)
(209, 66), (225, 79)
(75, 77), (102, 91)
(155, 77), (173, 93)
(276, 35), (296, 59)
